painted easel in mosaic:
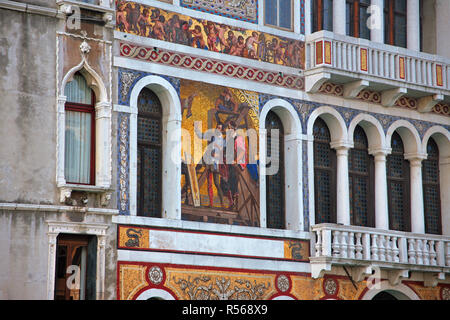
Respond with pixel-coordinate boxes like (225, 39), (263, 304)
(180, 80), (260, 226)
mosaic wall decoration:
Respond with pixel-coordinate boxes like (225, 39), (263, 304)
(179, 79), (261, 227)
(117, 112), (130, 215)
(116, 1), (305, 68)
(119, 42), (305, 90)
(181, 0), (257, 23)
(117, 261), (449, 300)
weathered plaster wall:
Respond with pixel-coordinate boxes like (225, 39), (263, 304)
(0, 9), (57, 204)
(0, 210), (117, 299)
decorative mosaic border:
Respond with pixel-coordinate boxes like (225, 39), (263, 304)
(180, 0), (258, 23)
(119, 42), (305, 91)
(117, 112), (130, 215)
(117, 261), (449, 300)
(118, 67), (180, 106)
(317, 82), (450, 118)
(116, 1), (305, 69)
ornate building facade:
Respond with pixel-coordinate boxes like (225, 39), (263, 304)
(0, 0), (449, 300)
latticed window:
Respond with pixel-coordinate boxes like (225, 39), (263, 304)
(137, 88), (162, 217)
(313, 118), (336, 224)
(266, 111), (285, 229)
(387, 132), (410, 231)
(349, 125), (374, 227)
(422, 138), (441, 234)
(64, 72), (96, 185)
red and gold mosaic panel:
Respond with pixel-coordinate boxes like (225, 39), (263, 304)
(117, 262), (449, 300)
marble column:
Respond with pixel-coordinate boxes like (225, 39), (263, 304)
(369, 148), (391, 230)
(405, 153), (427, 234)
(407, 0), (420, 51)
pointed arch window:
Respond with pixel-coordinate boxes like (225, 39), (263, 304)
(349, 125), (374, 227)
(313, 118), (337, 224)
(422, 138), (442, 235)
(387, 131), (410, 231)
(64, 72), (96, 185)
(265, 111), (285, 229)
(137, 88), (162, 217)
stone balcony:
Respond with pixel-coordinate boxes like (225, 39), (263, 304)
(310, 223), (450, 287)
(305, 31), (450, 111)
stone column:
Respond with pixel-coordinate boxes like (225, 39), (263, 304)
(333, 0), (347, 35)
(370, 148), (391, 230)
(407, 0), (420, 51)
(331, 142), (352, 225)
(370, 0), (384, 43)
(405, 153), (427, 234)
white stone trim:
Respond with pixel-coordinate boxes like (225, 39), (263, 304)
(0, 202), (118, 215)
(359, 280), (421, 300)
(385, 120), (422, 155)
(117, 249), (311, 274)
(128, 75), (182, 218)
(46, 221), (110, 300)
(114, 56), (305, 102)
(259, 99), (303, 231)
(135, 288), (176, 300)
(56, 36), (113, 191)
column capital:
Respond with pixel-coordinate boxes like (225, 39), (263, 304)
(368, 147), (392, 158)
(404, 152), (427, 164)
(330, 140), (353, 151)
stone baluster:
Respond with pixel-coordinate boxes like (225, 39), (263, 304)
(445, 242), (450, 267)
(422, 239), (430, 265)
(371, 234), (379, 261)
(408, 238), (416, 264)
(428, 240), (437, 266)
(340, 231), (348, 258)
(348, 232), (355, 259)
(416, 239), (423, 264)
(398, 237), (408, 263)
(332, 231), (341, 258)
(315, 229), (322, 257)
(378, 235), (386, 262)
(385, 236), (392, 262)
(355, 233), (363, 259)
(392, 237), (400, 262)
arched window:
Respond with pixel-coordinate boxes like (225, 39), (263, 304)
(387, 132), (410, 231)
(313, 118), (336, 224)
(64, 72), (96, 185)
(137, 88), (162, 217)
(265, 111), (285, 229)
(422, 138), (441, 234)
(349, 125), (374, 227)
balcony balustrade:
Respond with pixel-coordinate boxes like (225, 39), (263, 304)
(305, 31), (450, 110)
(310, 223), (450, 286)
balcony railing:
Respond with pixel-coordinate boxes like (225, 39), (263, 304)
(305, 31), (450, 108)
(310, 223), (450, 285)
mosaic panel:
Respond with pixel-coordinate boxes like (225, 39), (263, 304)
(180, 0), (257, 23)
(117, 112), (130, 215)
(116, 1), (305, 68)
(117, 262), (448, 300)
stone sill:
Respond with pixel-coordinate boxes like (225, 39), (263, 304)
(0, 202), (118, 215)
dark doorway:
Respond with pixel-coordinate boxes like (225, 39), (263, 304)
(372, 291), (398, 300)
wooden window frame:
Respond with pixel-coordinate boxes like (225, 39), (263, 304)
(387, 132), (411, 232)
(54, 234), (95, 300)
(312, 0), (333, 32)
(64, 88), (96, 186)
(264, 0), (294, 31)
(384, 0), (407, 47)
(348, 126), (375, 227)
(265, 111), (286, 229)
(346, 0), (371, 39)
(137, 89), (163, 218)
